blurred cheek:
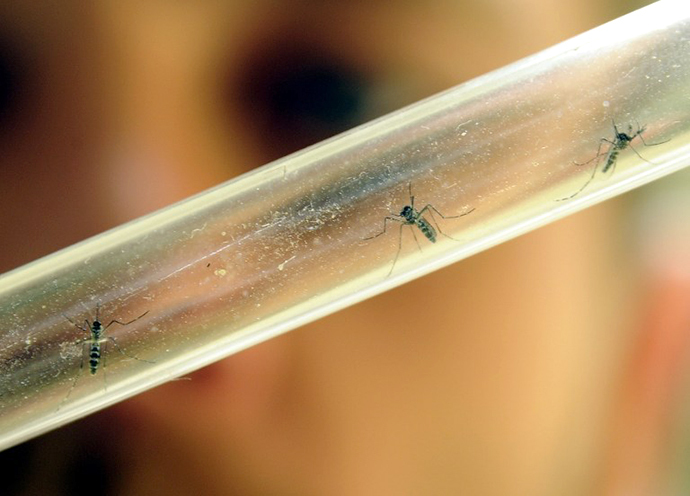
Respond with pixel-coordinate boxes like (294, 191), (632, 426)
(102, 143), (226, 223)
(118, 335), (291, 443)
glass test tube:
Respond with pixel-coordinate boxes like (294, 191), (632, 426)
(0, 0), (689, 452)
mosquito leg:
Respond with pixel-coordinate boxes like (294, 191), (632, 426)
(626, 143), (655, 165)
(101, 341), (108, 391)
(573, 138), (611, 167)
(638, 134), (670, 148)
(421, 203), (475, 220)
(421, 207), (462, 242)
(385, 223), (407, 278)
(106, 337), (155, 364)
(556, 156), (602, 201)
(62, 314), (89, 334)
(57, 341), (86, 411)
(104, 310), (150, 330)
(363, 216), (402, 240)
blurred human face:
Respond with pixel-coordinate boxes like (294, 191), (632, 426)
(2, 1), (672, 495)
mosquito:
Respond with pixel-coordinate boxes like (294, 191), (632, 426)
(364, 183), (475, 277)
(557, 119), (669, 201)
(58, 303), (152, 410)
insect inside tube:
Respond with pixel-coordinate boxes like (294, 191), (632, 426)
(364, 182), (475, 277)
(557, 119), (669, 201)
(58, 303), (153, 410)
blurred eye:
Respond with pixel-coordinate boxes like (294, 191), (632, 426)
(0, 36), (29, 137)
(236, 44), (370, 160)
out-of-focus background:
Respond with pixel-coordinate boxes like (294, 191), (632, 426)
(2, 1), (690, 495)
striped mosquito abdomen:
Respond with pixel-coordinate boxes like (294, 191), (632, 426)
(400, 205), (436, 242)
(602, 149), (619, 174)
(558, 120), (669, 201)
(89, 342), (101, 375)
(417, 217), (437, 243)
(88, 320), (104, 375)
(58, 304), (153, 411)
(363, 183), (474, 277)
(603, 131), (634, 173)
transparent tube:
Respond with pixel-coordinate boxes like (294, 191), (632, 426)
(1, 0), (690, 451)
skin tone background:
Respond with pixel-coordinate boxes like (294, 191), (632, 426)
(1, 1), (690, 495)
